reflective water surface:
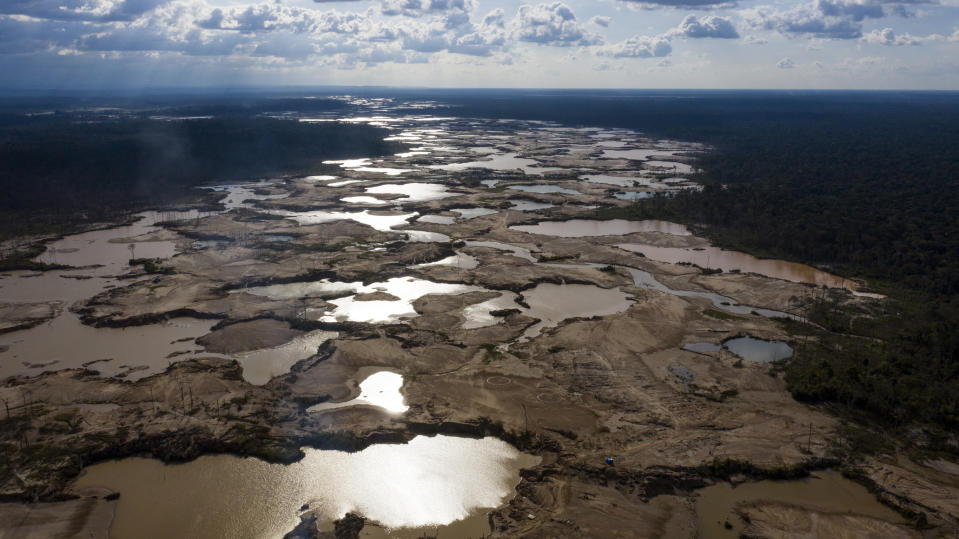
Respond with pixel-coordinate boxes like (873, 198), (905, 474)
(0, 313), (217, 380)
(696, 470), (903, 539)
(73, 436), (539, 539)
(235, 330), (338, 385)
(520, 283), (634, 339)
(507, 184), (580, 195)
(309, 370), (408, 414)
(723, 336), (793, 363)
(512, 219), (691, 237)
(617, 243), (855, 290)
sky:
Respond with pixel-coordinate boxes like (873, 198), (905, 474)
(1, 0), (958, 90)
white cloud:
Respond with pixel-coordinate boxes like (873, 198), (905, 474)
(746, 0), (938, 40)
(777, 57), (795, 68)
(379, 0), (476, 18)
(861, 27), (920, 45)
(0, 0), (170, 22)
(619, 0), (735, 9)
(589, 15), (611, 27)
(746, 4), (863, 39)
(598, 34), (672, 57)
(513, 3), (602, 46)
(668, 15), (739, 38)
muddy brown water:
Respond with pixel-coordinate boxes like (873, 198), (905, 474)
(0, 313), (218, 380)
(512, 219), (691, 238)
(72, 436), (539, 539)
(520, 283), (634, 339)
(233, 330), (339, 386)
(617, 243), (858, 291)
(696, 470), (904, 538)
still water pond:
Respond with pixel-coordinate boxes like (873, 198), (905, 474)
(617, 243), (855, 290)
(511, 219), (691, 238)
(696, 470), (903, 539)
(723, 336), (793, 363)
(74, 436), (538, 539)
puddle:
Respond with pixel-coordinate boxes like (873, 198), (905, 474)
(322, 158), (373, 168)
(211, 185), (289, 211)
(520, 283), (633, 340)
(327, 180), (364, 187)
(507, 185), (580, 195)
(402, 230), (451, 243)
(430, 153), (563, 175)
(342, 196), (389, 205)
(365, 183), (454, 202)
(0, 272), (115, 305)
(242, 277), (482, 324)
(723, 336), (793, 363)
(616, 244), (856, 290)
(414, 253), (479, 270)
(453, 208), (498, 219)
(309, 370), (408, 414)
(278, 210), (416, 232)
(580, 174), (650, 188)
(461, 292), (521, 330)
(512, 219), (691, 238)
(192, 239), (230, 249)
(316, 278), (482, 323)
(417, 215), (456, 225)
(352, 167), (411, 176)
(480, 180), (501, 188)
(696, 470), (903, 539)
(234, 330), (338, 385)
(508, 200), (555, 212)
(72, 436), (539, 539)
(0, 313), (217, 381)
(600, 148), (674, 161)
(36, 210), (197, 270)
(623, 267), (796, 320)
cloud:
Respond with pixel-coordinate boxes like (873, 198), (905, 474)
(514, 3), (602, 46)
(589, 15), (611, 27)
(598, 34), (672, 57)
(379, 0), (476, 18)
(746, 0), (938, 40)
(668, 15), (739, 38)
(0, 0), (170, 22)
(746, 4), (864, 39)
(777, 57), (795, 68)
(618, 0), (736, 9)
(816, 0), (884, 22)
(861, 27), (921, 44)
(0, 15), (90, 53)
(448, 9), (507, 55)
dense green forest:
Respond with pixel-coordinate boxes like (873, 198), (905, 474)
(0, 97), (398, 239)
